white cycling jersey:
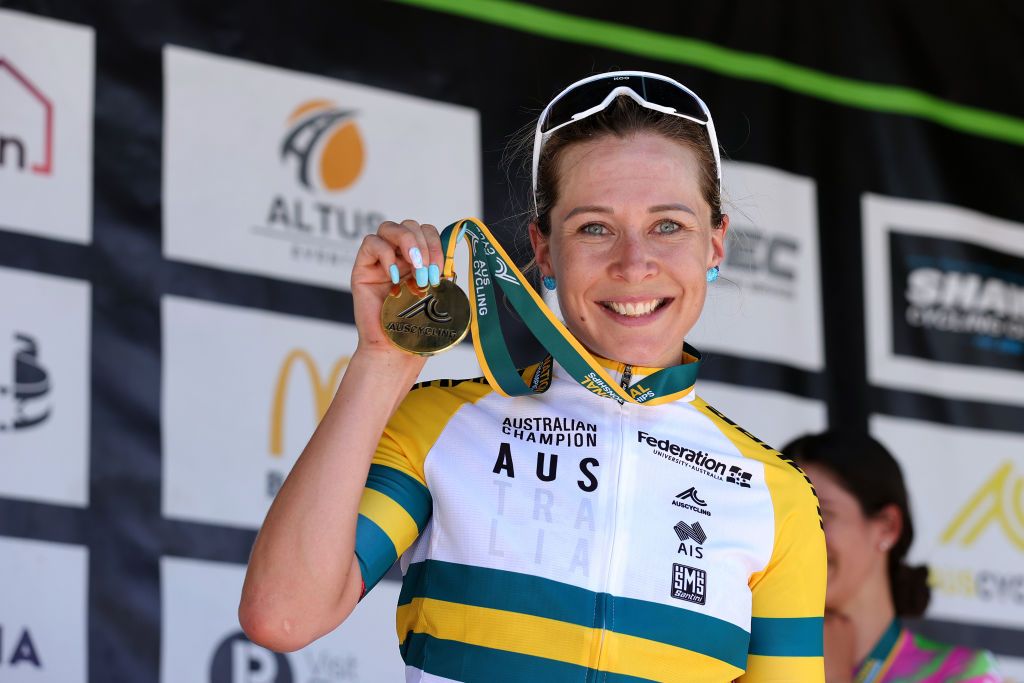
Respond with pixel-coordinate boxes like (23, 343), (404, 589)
(355, 355), (825, 682)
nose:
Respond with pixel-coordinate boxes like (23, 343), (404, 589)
(611, 233), (657, 282)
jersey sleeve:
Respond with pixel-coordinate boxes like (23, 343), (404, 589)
(740, 460), (827, 682)
(353, 377), (492, 597)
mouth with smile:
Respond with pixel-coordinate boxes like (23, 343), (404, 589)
(598, 297), (671, 321)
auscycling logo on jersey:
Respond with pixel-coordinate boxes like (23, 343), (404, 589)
(673, 487), (710, 516)
(637, 431), (753, 487)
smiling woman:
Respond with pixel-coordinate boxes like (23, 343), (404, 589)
(240, 71), (827, 683)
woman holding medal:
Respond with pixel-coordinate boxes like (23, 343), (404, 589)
(241, 71), (827, 682)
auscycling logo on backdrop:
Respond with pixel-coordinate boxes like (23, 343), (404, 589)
(251, 99), (384, 266)
(891, 231), (1024, 372)
(267, 349), (349, 496)
(0, 333), (52, 433)
(0, 59), (54, 176)
(940, 460), (1024, 552)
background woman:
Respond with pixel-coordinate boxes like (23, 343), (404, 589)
(783, 431), (1002, 683)
(240, 71), (826, 682)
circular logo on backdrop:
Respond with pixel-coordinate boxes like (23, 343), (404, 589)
(209, 631), (293, 683)
(280, 99), (365, 193)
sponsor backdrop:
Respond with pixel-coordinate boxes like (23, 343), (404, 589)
(0, 1), (1021, 680)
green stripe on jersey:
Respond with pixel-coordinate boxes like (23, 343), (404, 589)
(365, 463), (432, 531)
(748, 616), (824, 657)
(354, 514), (397, 592)
(399, 559), (750, 669)
(402, 632), (658, 683)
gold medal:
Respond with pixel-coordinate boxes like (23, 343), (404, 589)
(381, 278), (471, 356)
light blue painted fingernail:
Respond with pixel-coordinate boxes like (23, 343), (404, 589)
(415, 267), (428, 288)
(409, 247), (424, 269)
(428, 264), (440, 286)
(389, 264), (400, 284)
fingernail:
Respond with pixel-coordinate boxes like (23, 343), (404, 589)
(389, 264), (400, 284)
(409, 247), (424, 269)
(428, 264), (440, 286)
(415, 267), (428, 288)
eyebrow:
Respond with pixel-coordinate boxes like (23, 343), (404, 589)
(563, 203), (697, 220)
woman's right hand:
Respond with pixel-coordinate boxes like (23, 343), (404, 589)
(351, 219), (445, 356)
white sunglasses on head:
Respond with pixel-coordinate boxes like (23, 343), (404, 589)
(532, 71), (722, 203)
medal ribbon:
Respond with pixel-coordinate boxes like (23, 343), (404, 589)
(439, 217), (700, 406)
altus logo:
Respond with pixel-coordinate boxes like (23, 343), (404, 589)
(398, 295), (452, 323)
(0, 59), (54, 176)
(281, 100), (364, 193)
(940, 461), (1024, 551)
(0, 333), (52, 432)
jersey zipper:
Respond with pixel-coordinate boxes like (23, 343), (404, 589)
(591, 364), (633, 680)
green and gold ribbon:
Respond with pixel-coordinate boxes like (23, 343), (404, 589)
(439, 217), (700, 406)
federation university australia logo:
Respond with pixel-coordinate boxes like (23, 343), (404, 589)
(281, 99), (364, 193)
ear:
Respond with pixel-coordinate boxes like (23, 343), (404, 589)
(710, 213), (729, 269)
(874, 503), (903, 551)
(529, 221), (553, 277)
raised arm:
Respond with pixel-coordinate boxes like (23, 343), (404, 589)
(238, 220), (443, 652)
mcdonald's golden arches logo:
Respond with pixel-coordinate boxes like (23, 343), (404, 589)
(281, 99), (365, 192)
(940, 460), (1024, 552)
(269, 349), (349, 456)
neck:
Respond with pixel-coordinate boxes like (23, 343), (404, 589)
(836, 570), (897, 664)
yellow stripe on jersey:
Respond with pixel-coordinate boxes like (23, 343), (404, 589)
(740, 653), (825, 682)
(357, 487), (420, 557)
(398, 597), (745, 682)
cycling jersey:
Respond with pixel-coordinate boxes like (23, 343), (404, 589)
(354, 355), (826, 683)
(855, 620), (1002, 683)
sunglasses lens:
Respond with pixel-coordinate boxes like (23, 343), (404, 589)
(542, 74), (708, 133)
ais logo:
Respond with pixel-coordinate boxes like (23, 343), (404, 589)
(281, 100), (364, 193)
(210, 631), (292, 683)
(941, 460), (1024, 552)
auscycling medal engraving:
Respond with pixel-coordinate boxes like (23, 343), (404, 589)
(381, 278), (471, 356)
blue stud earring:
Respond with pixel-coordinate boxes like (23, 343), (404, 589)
(543, 276), (557, 291)
(706, 266), (719, 283)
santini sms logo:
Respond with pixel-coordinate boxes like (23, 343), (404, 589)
(281, 100), (364, 193)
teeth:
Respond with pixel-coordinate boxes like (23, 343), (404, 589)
(604, 299), (664, 317)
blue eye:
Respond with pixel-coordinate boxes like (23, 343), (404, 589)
(654, 220), (681, 234)
(580, 223), (607, 235)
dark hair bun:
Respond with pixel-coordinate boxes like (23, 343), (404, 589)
(892, 563), (931, 618)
